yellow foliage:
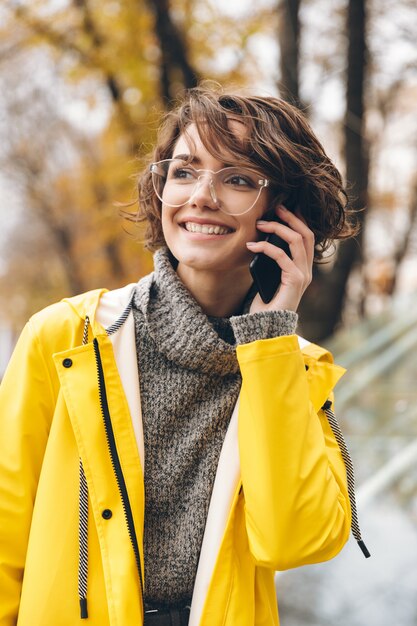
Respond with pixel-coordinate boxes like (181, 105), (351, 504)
(0, 0), (276, 324)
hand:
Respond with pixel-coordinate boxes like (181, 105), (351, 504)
(246, 205), (314, 314)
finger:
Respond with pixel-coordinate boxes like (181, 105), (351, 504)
(276, 205), (315, 267)
(246, 240), (302, 281)
(246, 240), (307, 298)
(258, 206), (314, 253)
(255, 219), (310, 279)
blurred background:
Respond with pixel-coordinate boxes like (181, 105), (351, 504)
(0, 0), (416, 623)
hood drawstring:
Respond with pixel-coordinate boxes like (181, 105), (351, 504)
(77, 295), (135, 619)
(322, 400), (371, 558)
(79, 460), (89, 618)
(79, 315), (90, 619)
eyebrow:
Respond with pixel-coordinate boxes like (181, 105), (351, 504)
(172, 153), (236, 168)
(172, 153), (199, 163)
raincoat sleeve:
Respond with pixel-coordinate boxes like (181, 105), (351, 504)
(0, 319), (56, 625)
(236, 333), (351, 570)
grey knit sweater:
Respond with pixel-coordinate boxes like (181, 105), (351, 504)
(132, 248), (297, 608)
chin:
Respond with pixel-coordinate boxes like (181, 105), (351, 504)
(178, 248), (251, 276)
(173, 247), (218, 270)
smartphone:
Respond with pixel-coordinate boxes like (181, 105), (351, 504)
(249, 214), (292, 304)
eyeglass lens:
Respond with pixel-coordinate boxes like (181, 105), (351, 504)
(151, 159), (268, 216)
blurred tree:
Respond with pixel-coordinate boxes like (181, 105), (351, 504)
(0, 0), (174, 326)
(298, 0), (369, 341)
(340, 0), (368, 306)
(277, 0), (301, 106)
(0, 0), (416, 336)
(0, 62), (148, 327)
(8, 0), (158, 146)
(146, 0), (200, 103)
(0, 0), (273, 327)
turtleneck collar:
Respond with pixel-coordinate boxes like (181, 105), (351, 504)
(133, 247), (240, 376)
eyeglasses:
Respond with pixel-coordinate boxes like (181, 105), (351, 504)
(150, 158), (270, 216)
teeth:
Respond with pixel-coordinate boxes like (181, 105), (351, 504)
(184, 222), (232, 235)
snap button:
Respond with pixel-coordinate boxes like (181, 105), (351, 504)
(63, 358), (73, 368)
(102, 509), (113, 520)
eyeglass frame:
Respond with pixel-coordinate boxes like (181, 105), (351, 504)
(149, 158), (271, 216)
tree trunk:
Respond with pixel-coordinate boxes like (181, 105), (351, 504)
(146, 0), (200, 104)
(298, 0), (369, 342)
(277, 0), (300, 105)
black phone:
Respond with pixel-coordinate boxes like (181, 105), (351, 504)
(249, 213), (292, 304)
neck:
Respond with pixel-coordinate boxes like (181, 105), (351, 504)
(177, 264), (253, 317)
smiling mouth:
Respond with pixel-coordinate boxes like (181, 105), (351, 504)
(183, 221), (234, 235)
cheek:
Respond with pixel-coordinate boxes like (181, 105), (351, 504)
(239, 198), (272, 238)
(161, 206), (174, 235)
(238, 213), (261, 240)
(160, 206), (183, 254)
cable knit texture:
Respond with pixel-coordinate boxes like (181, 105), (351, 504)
(132, 247), (297, 608)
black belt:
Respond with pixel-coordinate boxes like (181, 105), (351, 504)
(144, 605), (190, 626)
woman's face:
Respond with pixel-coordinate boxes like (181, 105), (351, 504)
(160, 122), (272, 277)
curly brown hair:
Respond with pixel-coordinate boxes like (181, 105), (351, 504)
(127, 85), (357, 260)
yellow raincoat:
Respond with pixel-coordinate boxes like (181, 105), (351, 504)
(0, 284), (351, 626)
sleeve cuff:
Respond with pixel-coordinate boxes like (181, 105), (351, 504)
(230, 310), (298, 345)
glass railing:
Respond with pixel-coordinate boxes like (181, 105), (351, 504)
(277, 295), (417, 626)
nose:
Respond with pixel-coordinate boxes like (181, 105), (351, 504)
(189, 173), (219, 210)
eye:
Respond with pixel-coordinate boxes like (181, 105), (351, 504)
(223, 172), (257, 189)
(169, 165), (197, 181)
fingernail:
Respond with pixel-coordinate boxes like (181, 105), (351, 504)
(246, 241), (257, 246)
(256, 220), (268, 224)
(279, 205), (288, 211)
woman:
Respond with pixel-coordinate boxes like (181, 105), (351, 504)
(0, 86), (368, 626)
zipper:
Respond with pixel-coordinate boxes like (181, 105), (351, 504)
(93, 338), (144, 605)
